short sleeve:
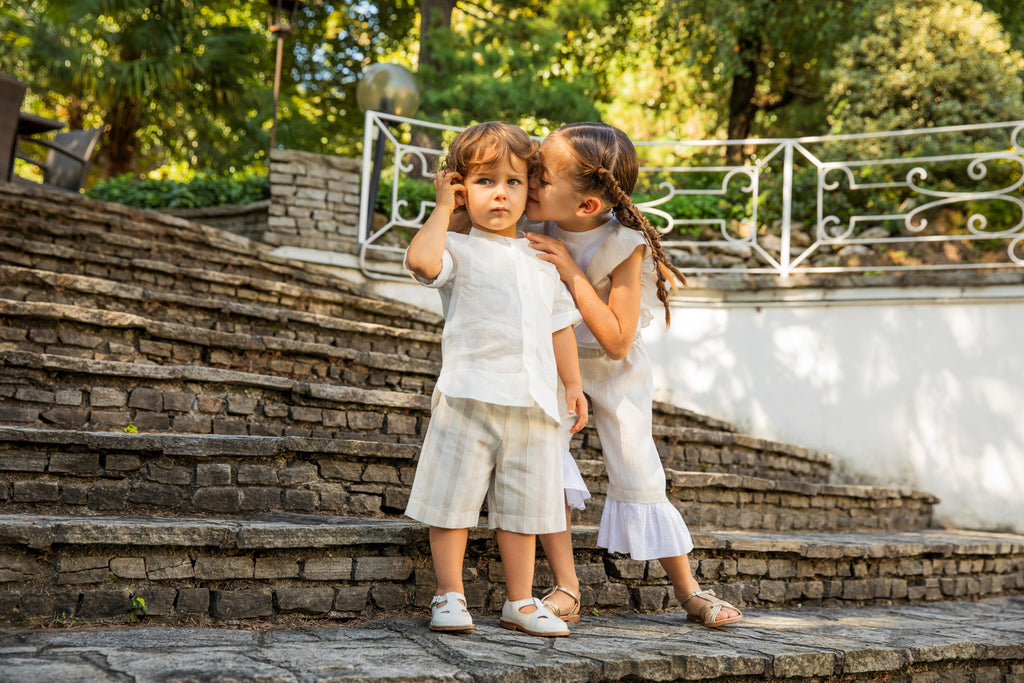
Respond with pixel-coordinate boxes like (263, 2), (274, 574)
(550, 280), (582, 332)
(588, 228), (661, 329)
(404, 248), (455, 288)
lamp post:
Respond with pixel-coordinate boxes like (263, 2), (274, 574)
(267, 0), (303, 154)
(357, 63), (420, 241)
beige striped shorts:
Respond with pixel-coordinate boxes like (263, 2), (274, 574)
(405, 391), (566, 535)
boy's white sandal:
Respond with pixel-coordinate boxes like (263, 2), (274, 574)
(499, 597), (570, 637)
(429, 592), (475, 632)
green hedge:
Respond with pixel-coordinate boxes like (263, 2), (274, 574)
(85, 173), (269, 209)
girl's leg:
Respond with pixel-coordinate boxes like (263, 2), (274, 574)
(496, 529), (538, 613)
(537, 505), (580, 615)
(659, 554), (741, 623)
(430, 526), (468, 595)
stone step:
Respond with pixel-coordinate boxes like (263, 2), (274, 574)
(0, 184), (367, 296)
(0, 514), (1021, 628)
(0, 350), (431, 439)
(579, 460), (938, 532)
(0, 351), (834, 486)
(0, 427), (933, 532)
(574, 420), (835, 484)
(2, 597), (1022, 682)
(0, 299), (439, 393)
(0, 232), (442, 332)
(0, 426), (420, 518)
(0, 263), (443, 361)
(0, 264), (731, 433)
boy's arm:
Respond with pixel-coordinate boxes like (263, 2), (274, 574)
(553, 326), (588, 433)
(405, 170), (464, 280)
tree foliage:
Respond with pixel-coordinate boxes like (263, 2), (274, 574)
(415, 1), (604, 135)
(1, 0), (270, 177)
(825, 0), (1024, 139)
(2, 0), (1022, 185)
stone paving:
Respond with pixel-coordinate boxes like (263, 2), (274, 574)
(1, 596), (1022, 682)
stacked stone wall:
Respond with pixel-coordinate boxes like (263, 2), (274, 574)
(0, 519), (1020, 627)
(265, 149), (362, 254)
(161, 201), (270, 242)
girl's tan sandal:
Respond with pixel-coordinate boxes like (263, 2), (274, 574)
(541, 585), (581, 623)
(680, 589), (743, 628)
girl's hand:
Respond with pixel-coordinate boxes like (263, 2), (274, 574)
(565, 385), (588, 433)
(433, 170), (465, 213)
(526, 232), (584, 283)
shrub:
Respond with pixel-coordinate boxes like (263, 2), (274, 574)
(85, 172), (269, 209)
(821, 0), (1024, 233)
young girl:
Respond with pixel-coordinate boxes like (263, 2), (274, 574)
(525, 122), (743, 628)
(404, 121), (588, 637)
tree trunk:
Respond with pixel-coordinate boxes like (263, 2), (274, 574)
(102, 99), (140, 178)
(726, 35), (761, 165)
(419, 0), (454, 80)
(411, 0), (455, 166)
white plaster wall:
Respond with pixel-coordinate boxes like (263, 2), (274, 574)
(643, 286), (1024, 534)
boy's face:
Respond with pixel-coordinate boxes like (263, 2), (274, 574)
(464, 155), (528, 238)
(527, 137), (583, 225)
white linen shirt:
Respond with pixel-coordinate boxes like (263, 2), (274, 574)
(406, 227), (581, 422)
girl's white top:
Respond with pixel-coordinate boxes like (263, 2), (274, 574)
(406, 227), (581, 422)
(542, 217), (660, 348)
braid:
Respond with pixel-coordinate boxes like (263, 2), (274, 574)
(597, 168), (687, 325)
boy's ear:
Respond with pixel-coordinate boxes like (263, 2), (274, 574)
(575, 195), (604, 218)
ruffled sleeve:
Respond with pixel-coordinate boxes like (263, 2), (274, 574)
(586, 227), (661, 330)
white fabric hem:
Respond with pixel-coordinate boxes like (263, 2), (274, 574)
(561, 448), (591, 511)
(597, 498), (694, 561)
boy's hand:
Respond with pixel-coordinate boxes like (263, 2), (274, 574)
(565, 385), (588, 433)
(434, 169), (466, 214)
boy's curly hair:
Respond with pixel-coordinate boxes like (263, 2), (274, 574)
(550, 121), (687, 324)
(438, 122), (536, 234)
(441, 121), (537, 177)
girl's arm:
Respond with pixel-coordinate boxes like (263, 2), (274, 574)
(530, 233), (643, 360)
(553, 326), (588, 433)
(405, 170), (465, 280)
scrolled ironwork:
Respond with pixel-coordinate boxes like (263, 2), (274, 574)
(359, 116), (1024, 280)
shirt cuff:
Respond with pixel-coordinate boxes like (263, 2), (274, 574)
(405, 249), (454, 288)
(551, 308), (583, 332)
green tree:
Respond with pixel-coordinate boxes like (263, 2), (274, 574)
(632, 0), (867, 158)
(825, 0), (1024, 139)
(1, 0), (269, 177)
(821, 0), (1024, 233)
(413, 1), (603, 134)
(275, 1), (418, 156)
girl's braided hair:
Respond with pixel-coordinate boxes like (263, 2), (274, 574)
(550, 122), (687, 324)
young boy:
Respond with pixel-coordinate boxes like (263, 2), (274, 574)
(404, 122), (587, 638)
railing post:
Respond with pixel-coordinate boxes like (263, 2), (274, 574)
(780, 141), (794, 278)
(358, 109), (376, 245)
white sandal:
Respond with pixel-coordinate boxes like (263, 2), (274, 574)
(499, 597), (569, 637)
(429, 592), (474, 632)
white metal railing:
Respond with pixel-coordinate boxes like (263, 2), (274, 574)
(358, 112), (1024, 280)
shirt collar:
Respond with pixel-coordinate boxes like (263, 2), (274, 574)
(469, 227), (523, 242)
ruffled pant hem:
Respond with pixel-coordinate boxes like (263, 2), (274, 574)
(596, 497), (694, 561)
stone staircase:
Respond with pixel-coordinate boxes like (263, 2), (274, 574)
(1, 183), (1023, 681)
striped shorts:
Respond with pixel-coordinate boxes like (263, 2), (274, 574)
(405, 391), (566, 535)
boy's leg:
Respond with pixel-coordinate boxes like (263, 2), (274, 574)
(495, 529), (537, 613)
(430, 526), (468, 595)
(537, 505), (579, 614)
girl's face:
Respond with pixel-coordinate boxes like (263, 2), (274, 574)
(527, 136), (585, 226)
(464, 154), (528, 238)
